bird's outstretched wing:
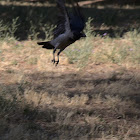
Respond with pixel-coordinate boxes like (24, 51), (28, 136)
(53, 0), (71, 39)
(69, 0), (85, 33)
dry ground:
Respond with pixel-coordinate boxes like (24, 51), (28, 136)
(0, 39), (140, 140)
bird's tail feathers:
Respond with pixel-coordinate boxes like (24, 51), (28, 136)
(37, 41), (54, 49)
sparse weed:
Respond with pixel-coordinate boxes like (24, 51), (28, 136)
(64, 38), (93, 67)
(84, 17), (94, 37)
(0, 17), (19, 41)
(5, 69), (15, 73)
(42, 23), (55, 40)
(9, 17), (19, 39)
(91, 29), (140, 65)
(28, 20), (39, 40)
(11, 60), (18, 65)
(0, 20), (9, 39)
(28, 57), (38, 65)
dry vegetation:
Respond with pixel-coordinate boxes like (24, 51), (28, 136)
(0, 1), (140, 140)
(0, 33), (140, 139)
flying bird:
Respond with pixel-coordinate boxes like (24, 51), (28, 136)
(37, 0), (86, 66)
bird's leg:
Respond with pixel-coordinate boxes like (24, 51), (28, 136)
(52, 49), (56, 64)
(55, 50), (62, 66)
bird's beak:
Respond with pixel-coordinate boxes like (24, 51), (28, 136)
(81, 32), (86, 37)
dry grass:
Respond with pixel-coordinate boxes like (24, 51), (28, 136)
(89, 31), (140, 66)
(0, 1), (140, 139)
(0, 34), (140, 139)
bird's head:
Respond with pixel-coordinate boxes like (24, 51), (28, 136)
(80, 32), (86, 37)
(73, 31), (86, 40)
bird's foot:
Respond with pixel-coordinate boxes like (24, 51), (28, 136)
(55, 61), (59, 66)
(52, 59), (59, 66)
(52, 59), (55, 64)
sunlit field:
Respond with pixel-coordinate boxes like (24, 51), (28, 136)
(0, 1), (140, 139)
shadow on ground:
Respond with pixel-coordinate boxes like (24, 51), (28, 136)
(0, 2), (140, 40)
(0, 67), (140, 139)
(26, 69), (140, 104)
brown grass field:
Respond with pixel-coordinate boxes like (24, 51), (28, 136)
(0, 0), (140, 139)
(0, 35), (140, 139)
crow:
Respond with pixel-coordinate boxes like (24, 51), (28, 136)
(37, 0), (86, 66)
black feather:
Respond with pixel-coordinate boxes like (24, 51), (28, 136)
(69, 0), (85, 32)
(37, 41), (54, 49)
(53, 0), (69, 38)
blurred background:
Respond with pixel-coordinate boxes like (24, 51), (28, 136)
(0, 0), (140, 40)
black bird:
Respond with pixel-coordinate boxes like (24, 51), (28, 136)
(37, 0), (86, 66)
